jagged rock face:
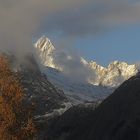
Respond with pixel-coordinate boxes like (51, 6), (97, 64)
(7, 54), (71, 118)
(89, 61), (138, 87)
(34, 36), (138, 88)
(46, 74), (140, 140)
(88, 61), (107, 85)
(34, 36), (56, 69)
(19, 71), (69, 115)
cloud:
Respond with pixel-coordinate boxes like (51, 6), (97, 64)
(44, 0), (140, 38)
(0, 0), (140, 72)
(52, 48), (96, 83)
(1, 0), (140, 56)
(0, 0), (90, 58)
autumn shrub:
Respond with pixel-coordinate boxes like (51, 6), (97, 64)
(0, 56), (36, 140)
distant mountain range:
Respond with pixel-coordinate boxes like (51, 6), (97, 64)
(3, 36), (139, 139)
(34, 36), (138, 102)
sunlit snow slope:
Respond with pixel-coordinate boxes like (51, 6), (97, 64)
(34, 36), (138, 102)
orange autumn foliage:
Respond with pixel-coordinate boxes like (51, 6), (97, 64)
(0, 56), (36, 140)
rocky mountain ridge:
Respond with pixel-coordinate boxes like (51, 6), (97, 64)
(34, 36), (138, 88)
(46, 72), (140, 140)
(6, 54), (72, 120)
(88, 60), (138, 87)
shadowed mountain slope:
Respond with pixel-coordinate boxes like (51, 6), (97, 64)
(47, 73), (140, 140)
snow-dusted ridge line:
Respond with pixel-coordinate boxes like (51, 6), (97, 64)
(34, 36), (138, 88)
(33, 36), (138, 103)
(88, 60), (138, 87)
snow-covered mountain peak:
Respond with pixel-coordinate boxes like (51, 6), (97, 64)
(107, 61), (137, 79)
(89, 61), (106, 71)
(88, 60), (138, 87)
(105, 61), (137, 87)
(108, 61), (133, 70)
(35, 36), (56, 68)
(34, 36), (138, 88)
(35, 36), (55, 52)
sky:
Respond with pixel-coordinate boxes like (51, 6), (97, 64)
(1, 0), (140, 66)
(46, 24), (140, 67)
(38, 0), (140, 66)
(74, 25), (140, 66)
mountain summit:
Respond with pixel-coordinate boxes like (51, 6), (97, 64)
(89, 60), (138, 87)
(35, 36), (56, 68)
(34, 36), (138, 88)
